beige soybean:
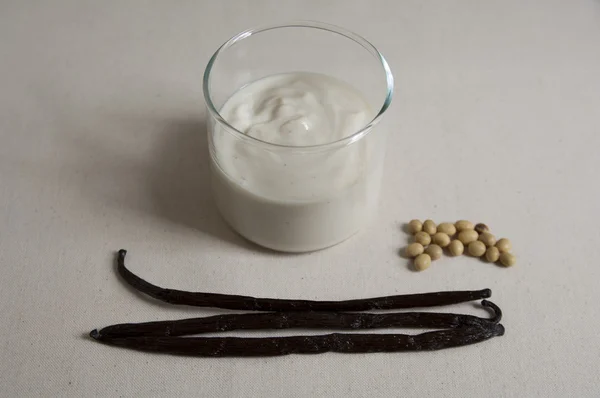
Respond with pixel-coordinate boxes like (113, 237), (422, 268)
(455, 220), (474, 232)
(458, 229), (479, 245)
(414, 253), (432, 271)
(405, 243), (424, 258)
(432, 232), (451, 247)
(408, 219), (423, 234)
(437, 223), (457, 236)
(448, 240), (464, 256)
(496, 238), (512, 253)
(499, 252), (516, 267)
(423, 219), (437, 235)
(475, 223), (490, 234)
(485, 246), (500, 263)
(425, 244), (443, 261)
(415, 231), (432, 246)
(478, 232), (497, 247)
(468, 241), (487, 257)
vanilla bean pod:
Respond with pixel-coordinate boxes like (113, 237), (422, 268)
(90, 325), (505, 357)
(117, 250), (491, 311)
(92, 300), (501, 339)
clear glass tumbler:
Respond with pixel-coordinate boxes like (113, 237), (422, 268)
(203, 22), (393, 252)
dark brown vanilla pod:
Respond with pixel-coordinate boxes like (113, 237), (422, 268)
(90, 324), (505, 357)
(91, 300), (502, 339)
(117, 249), (491, 311)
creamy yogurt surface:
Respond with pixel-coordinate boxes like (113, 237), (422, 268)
(220, 72), (373, 146)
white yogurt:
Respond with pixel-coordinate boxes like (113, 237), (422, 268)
(209, 72), (384, 252)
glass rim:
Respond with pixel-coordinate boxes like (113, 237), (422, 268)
(202, 21), (394, 150)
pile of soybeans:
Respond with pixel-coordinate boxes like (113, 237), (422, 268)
(404, 220), (516, 271)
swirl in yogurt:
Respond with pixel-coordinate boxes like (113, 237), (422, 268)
(222, 73), (373, 146)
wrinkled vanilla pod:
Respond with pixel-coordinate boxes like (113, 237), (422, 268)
(117, 250), (491, 311)
(90, 325), (505, 357)
(91, 300), (502, 339)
